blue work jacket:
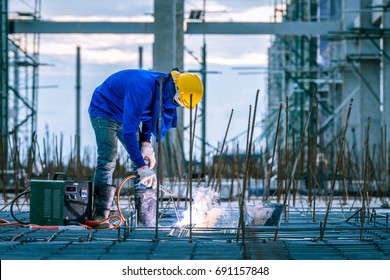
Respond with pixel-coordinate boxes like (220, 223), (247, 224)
(88, 69), (178, 168)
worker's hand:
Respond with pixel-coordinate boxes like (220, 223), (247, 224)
(141, 141), (156, 169)
(137, 166), (157, 189)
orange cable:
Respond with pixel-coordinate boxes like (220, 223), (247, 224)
(0, 218), (23, 227)
(83, 174), (136, 230)
(116, 174), (137, 226)
(84, 215), (124, 230)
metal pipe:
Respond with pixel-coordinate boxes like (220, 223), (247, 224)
(155, 74), (163, 241)
(200, 0), (207, 176)
(189, 94), (193, 242)
(138, 46), (143, 69)
(382, 124), (387, 201)
(313, 97), (318, 222)
(75, 46), (81, 173)
(284, 96), (289, 205)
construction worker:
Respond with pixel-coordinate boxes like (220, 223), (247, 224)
(88, 68), (203, 228)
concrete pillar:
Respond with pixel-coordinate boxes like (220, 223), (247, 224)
(382, 4), (390, 192)
(342, 0), (381, 158)
(76, 46), (81, 172)
(358, 59), (381, 148)
(358, 0), (381, 153)
(154, 0), (178, 71)
(383, 8), (390, 146)
(153, 0), (185, 174)
(341, 0), (360, 152)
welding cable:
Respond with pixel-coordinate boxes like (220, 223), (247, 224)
(84, 215), (123, 230)
(82, 173), (136, 230)
(116, 174), (137, 227)
(9, 190), (31, 225)
(0, 218), (23, 226)
(0, 186), (30, 213)
(82, 173), (137, 230)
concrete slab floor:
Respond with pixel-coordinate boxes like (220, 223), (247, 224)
(1, 201), (389, 260)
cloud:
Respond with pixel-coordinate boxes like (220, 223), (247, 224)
(184, 33), (271, 68)
(10, 0), (275, 156)
(184, 50), (268, 67)
(207, 6), (275, 22)
(41, 0), (154, 18)
(206, 52), (268, 66)
(40, 34), (153, 50)
(39, 34), (154, 66)
(82, 48), (140, 65)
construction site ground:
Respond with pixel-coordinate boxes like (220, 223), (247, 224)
(1, 197), (390, 260)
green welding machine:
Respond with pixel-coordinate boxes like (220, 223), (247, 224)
(30, 173), (93, 226)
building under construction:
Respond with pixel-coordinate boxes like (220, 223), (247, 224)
(1, 0), (390, 263)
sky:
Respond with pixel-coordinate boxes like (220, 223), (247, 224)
(8, 0), (277, 162)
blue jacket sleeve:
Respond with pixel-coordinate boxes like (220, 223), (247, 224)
(122, 90), (152, 168)
(141, 117), (152, 142)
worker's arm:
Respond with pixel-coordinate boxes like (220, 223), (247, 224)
(140, 116), (152, 142)
(122, 90), (152, 168)
(139, 108), (155, 168)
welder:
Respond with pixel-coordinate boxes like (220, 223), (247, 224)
(88, 68), (203, 228)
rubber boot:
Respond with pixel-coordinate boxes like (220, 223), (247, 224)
(93, 185), (116, 229)
(134, 188), (157, 227)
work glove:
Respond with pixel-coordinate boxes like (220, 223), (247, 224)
(141, 142), (156, 169)
(137, 166), (157, 189)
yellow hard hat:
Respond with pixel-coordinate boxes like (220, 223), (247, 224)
(171, 70), (203, 109)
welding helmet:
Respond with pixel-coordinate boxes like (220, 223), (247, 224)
(171, 70), (203, 109)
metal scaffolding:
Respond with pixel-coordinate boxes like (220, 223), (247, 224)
(0, 0), (9, 184)
(266, 0), (390, 195)
(1, 0), (41, 189)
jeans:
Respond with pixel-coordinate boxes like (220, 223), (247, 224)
(90, 116), (146, 189)
(90, 116), (125, 187)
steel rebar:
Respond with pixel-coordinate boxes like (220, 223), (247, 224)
(265, 102), (282, 201)
(275, 90), (317, 241)
(238, 90), (259, 242)
(210, 109), (234, 190)
(284, 96), (289, 205)
(155, 74), (163, 241)
(236, 105), (252, 243)
(361, 117), (370, 239)
(189, 94), (193, 242)
(313, 97), (318, 222)
(321, 98), (354, 240)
